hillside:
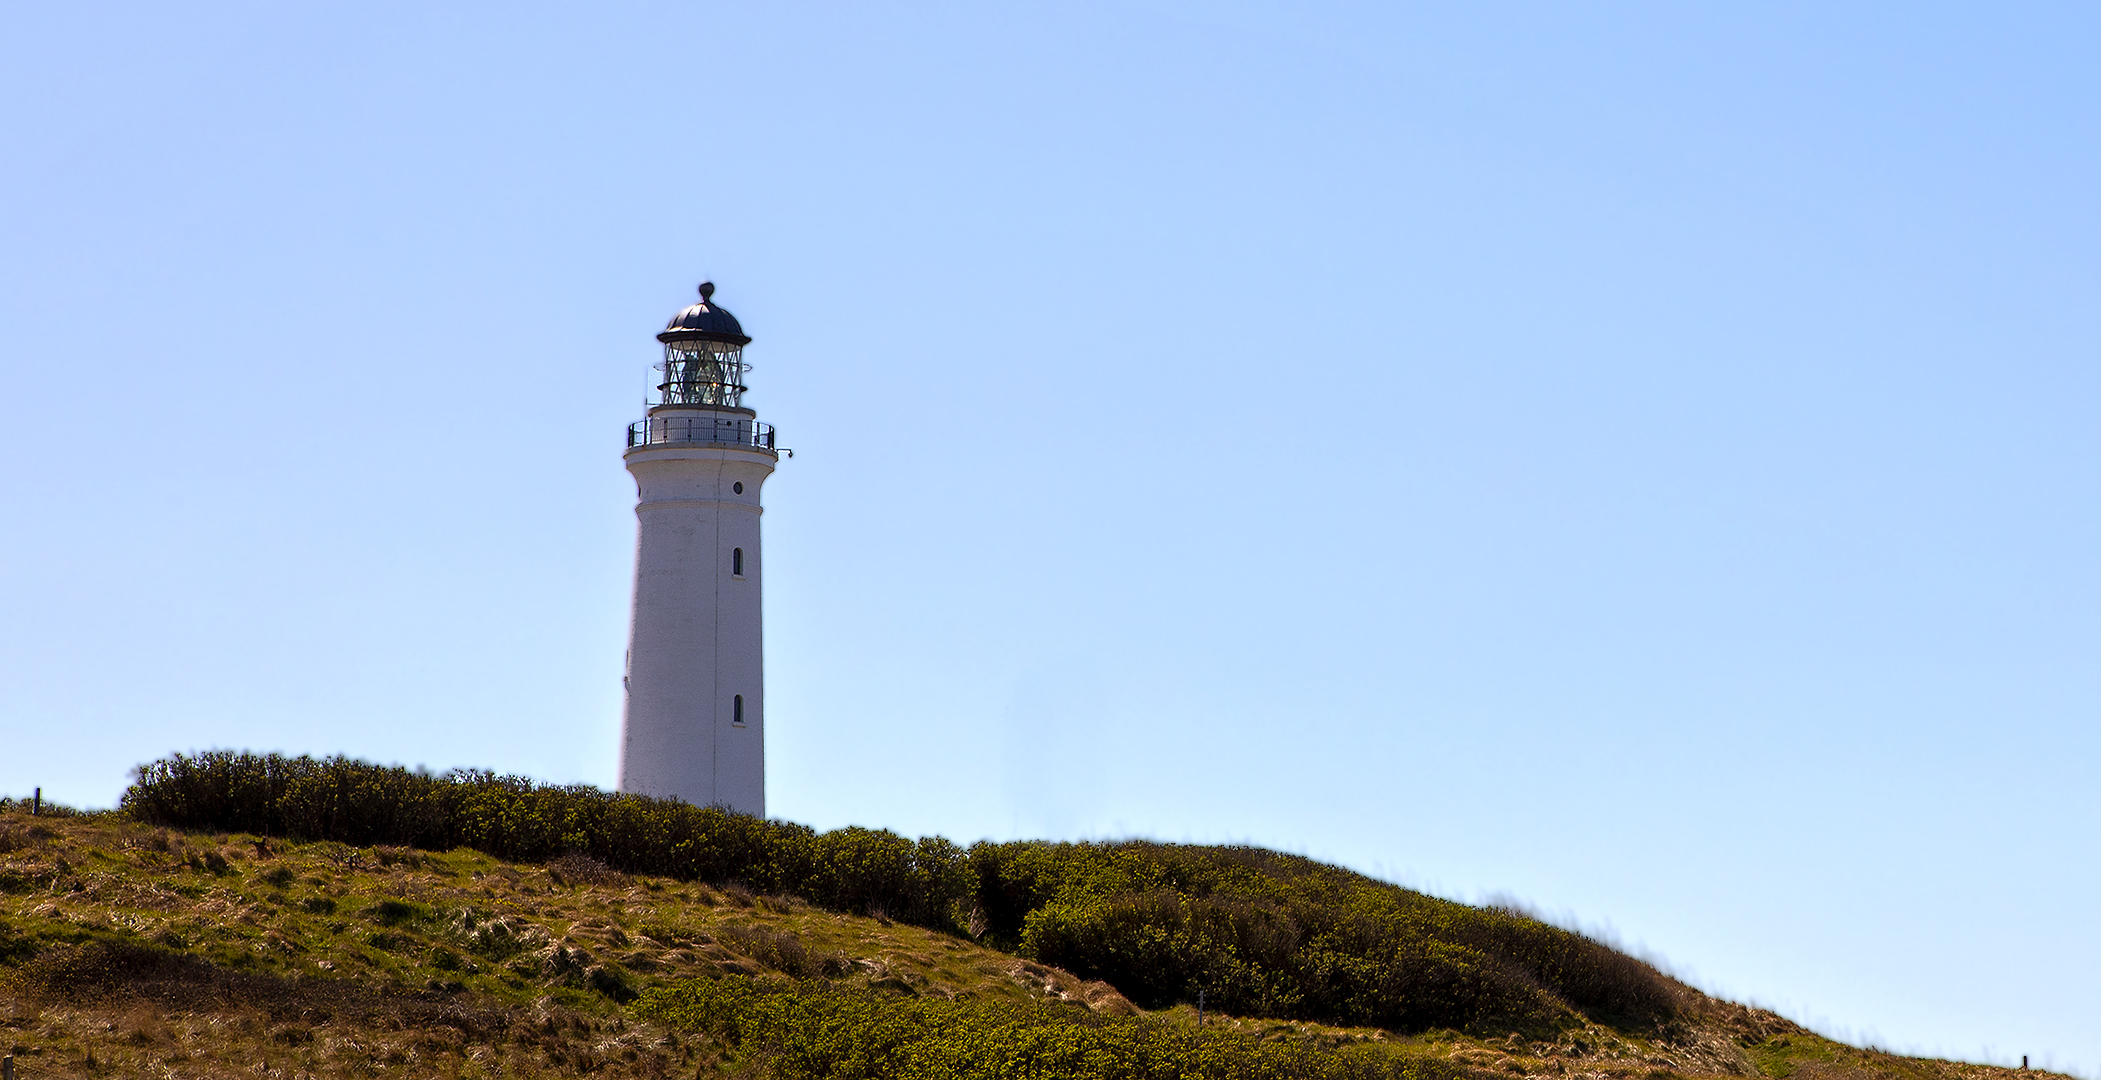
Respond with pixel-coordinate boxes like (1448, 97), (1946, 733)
(0, 759), (2064, 1080)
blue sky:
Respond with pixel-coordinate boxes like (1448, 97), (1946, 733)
(3, 1), (2097, 1070)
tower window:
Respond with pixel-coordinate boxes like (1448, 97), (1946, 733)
(733, 481), (744, 494)
(733, 694), (744, 725)
(732, 548), (744, 576)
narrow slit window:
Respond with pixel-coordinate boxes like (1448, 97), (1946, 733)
(733, 694), (744, 725)
(732, 547), (744, 576)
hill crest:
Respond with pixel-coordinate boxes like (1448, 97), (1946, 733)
(0, 756), (2066, 1080)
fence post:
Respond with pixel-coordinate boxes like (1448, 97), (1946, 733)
(5, 1050), (14, 1080)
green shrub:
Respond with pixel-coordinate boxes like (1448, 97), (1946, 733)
(121, 752), (969, 927)
(122, 751), (1679, 1034)
(984, 841), (1678, 1031)
(636, 978), (1470, 1080)
(368, 899), (426, 926)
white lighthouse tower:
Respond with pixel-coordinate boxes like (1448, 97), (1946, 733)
(617, 282), (781, 816)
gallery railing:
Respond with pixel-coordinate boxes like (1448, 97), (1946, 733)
(627, 416), (783, 453)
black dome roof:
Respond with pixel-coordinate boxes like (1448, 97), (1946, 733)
(657, 282), (751, 346)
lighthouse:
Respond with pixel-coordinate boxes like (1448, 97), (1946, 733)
(617, 282), (781, 816)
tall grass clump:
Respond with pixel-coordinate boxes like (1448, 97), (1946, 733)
(124, 751), (1678, 1034)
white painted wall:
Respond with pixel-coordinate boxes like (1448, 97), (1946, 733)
(617, 404), (775, 816)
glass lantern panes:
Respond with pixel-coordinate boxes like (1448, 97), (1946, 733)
(656, 341), (749, 407)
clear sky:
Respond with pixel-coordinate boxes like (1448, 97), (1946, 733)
(3, 1), (2096, 1070)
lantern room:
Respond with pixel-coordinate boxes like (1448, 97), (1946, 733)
(654, 281), (752, 408)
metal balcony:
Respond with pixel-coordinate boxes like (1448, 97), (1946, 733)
(626, 416), (782, 453)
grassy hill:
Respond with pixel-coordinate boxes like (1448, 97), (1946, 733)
(0, 755), (2063, 1080)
